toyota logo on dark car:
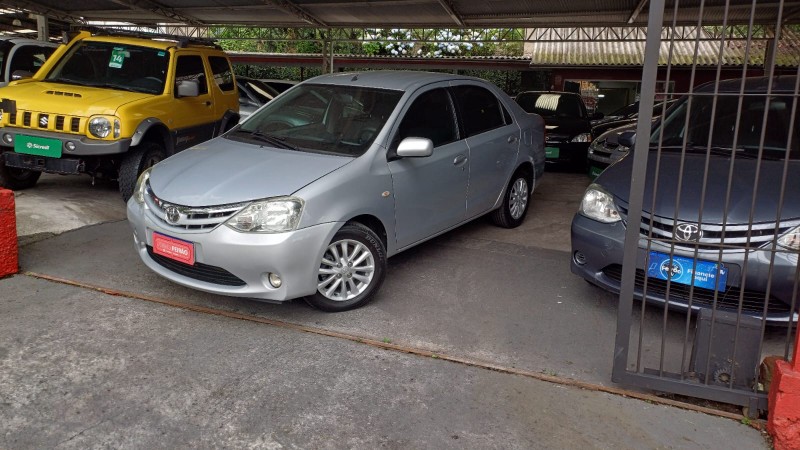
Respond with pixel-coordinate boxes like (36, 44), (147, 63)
(675, 223), (702, 242)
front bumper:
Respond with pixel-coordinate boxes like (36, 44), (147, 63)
(127, 199), (341, 302)
(0, 126), (132, 156)
(544, 141), (590, 163)
(570, 214), (800, 324)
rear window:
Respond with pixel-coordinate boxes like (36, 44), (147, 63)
(516, 92), (586, 119)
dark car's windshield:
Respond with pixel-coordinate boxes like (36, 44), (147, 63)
(234, 83), (403, 157)
(516, 92), (586, 119)
(45, 41), (169, 94)
(652, 93), (800, 159)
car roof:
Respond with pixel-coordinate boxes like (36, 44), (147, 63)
(303, 70), (490, 92)
(696, 75), (798, 94)
(0, 36), (58, 47)
(517, 91), (581, 97)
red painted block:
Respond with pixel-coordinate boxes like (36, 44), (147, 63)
(0, 188), (18, 277)
(769, 359), (800, 450)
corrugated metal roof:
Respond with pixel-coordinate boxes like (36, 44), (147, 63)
(527, 27), (800, 67)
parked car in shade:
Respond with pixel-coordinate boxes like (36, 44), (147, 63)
(259, 78), (298, 93)
(591, 99), (678, 137)
(236, 76), (281, 119)
(514, 91), (599, 167)
(127, 71), (545, 312)
(0, 36), (58, 86)
(571, 76), (800, 324)
(586, 123), (636, 179)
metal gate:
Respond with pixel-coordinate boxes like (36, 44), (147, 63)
(612, 0), (800, 413)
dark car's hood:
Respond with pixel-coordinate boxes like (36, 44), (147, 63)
(598, 152), (800, 223)
(543, 116), (591, 139)
(149, 137), (353, 207)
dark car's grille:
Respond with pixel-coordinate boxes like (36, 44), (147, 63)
(617, 205), (799, 251)
(144, 182), (246, 231)
(147, 246), (246, 286)
(602, 264), (793, 316)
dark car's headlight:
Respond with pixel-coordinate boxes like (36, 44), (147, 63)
(571, 133), (592, 143)
(226, 197), (304, 233)
(580, 184), (621, 223)
(777, 226), (800, 251)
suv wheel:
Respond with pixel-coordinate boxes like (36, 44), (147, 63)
(118, 141), (166, 202)
(0, 158), (41, 190)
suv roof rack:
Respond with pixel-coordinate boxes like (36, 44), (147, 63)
(69, 26), (222, 50)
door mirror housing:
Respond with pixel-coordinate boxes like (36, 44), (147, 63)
(396, 137), (434, 158)
(618, 131), (636, 148)
(176, 79), (200, 98)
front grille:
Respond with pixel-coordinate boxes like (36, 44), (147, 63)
(147, 246), (246, 286)
(7, 108), (85, 135)
(602, 264), (793, 316)
(618, 205), (799, 251)
(144, 182), (246, 231)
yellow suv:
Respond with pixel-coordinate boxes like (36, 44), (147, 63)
(0, 29), (240, 200)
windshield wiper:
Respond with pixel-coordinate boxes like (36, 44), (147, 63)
(48, 77), (84, 86)
(91, 83), (142, 93)
(239, 129), (299, 151)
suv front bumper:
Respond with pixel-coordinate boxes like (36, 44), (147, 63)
(0, 126), (132, 156)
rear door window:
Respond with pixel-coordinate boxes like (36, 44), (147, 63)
(452, 85), (505, 137)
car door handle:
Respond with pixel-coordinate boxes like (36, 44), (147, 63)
(453, 154), (468, 166)
(507, 136), (518, 144)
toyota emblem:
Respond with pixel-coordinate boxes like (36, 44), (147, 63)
(165, 206), (181, 225)
(675, 223), (702, 242)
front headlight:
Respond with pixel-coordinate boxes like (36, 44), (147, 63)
(580, 184), (621, 223)
(226, 197), (304, 233)
(777, 226), (800, 251)
(88, 116), (112, 138)
(572, 133), (592, 143)
(132, 167), (152, 204)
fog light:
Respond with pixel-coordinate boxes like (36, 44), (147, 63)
(268, 273), (282, 288)
(574, 251), (587, 265)
(2, 133), (12, 144)
(65, 141), (76, 151)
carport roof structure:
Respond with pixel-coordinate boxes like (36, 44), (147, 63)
(3, 0), (797, 28)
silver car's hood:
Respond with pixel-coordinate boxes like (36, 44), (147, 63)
(149, 137), (353, 207)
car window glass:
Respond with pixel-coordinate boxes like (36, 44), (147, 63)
(396, 88), (458, 147)
(516, 93), (585, 119)
(453, 85), (505, 137)
(8, 45), (54, 75)
(208, 56), (234, 92)
(175, 54), (208, 95)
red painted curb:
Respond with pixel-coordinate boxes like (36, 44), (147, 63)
(769, 360), (800, 450)
(0, 188), (18, 277)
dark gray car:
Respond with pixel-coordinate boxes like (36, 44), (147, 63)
(571, 76), (800, 323)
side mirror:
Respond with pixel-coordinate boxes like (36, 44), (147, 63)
(618, 131), (636, 148)
(176, 79), (199, 98)
(11, 70), (33, 81)
(396, 137), (433, 158)
(591, 111), (604, 120)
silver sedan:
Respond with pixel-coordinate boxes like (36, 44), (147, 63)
(127, 71), (545, 311)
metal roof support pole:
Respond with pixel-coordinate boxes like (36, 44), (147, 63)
(611, 0), (665, 383)
(764, 26), (777, 76)
(36, 14), (48, 42)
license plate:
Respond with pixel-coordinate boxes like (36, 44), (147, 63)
(589, 165), (604, 179)
(15, 135), (62, 158)
(646, 251), (728, 292)
(152, 232), (195, 265)
(545, 146), (560, 158)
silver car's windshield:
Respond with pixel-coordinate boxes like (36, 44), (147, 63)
(233, 83), (403, 157)
(45, 41), (169, 95)
(652, 94), (800, 159)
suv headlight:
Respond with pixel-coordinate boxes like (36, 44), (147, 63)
(226, 197), (304, 233)
(132, 167), (152, 204)
(580, 184), (621, 223)
(88, 116), (113, 138)
(777, 226), (800, 251)
(572, 133), (592, 143)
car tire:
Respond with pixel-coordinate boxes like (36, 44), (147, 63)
(490, 170), (531, 228)
(305, 223), (387, 312)
(118, 141), (166, 202)
(0, 159), (41, 190)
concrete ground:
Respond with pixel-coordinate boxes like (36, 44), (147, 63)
(1, 172), (772, 448)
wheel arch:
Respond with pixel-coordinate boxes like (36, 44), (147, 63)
(345, 214), (388, 252)
(131, 119), (173, 154)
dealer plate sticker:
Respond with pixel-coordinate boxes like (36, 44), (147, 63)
(589, 165), (604, 178)
(15, 135), (62, 158)
(646, 251), (728, 292)
(545, 146), (560, 158)
(153, 232), (195, 266)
